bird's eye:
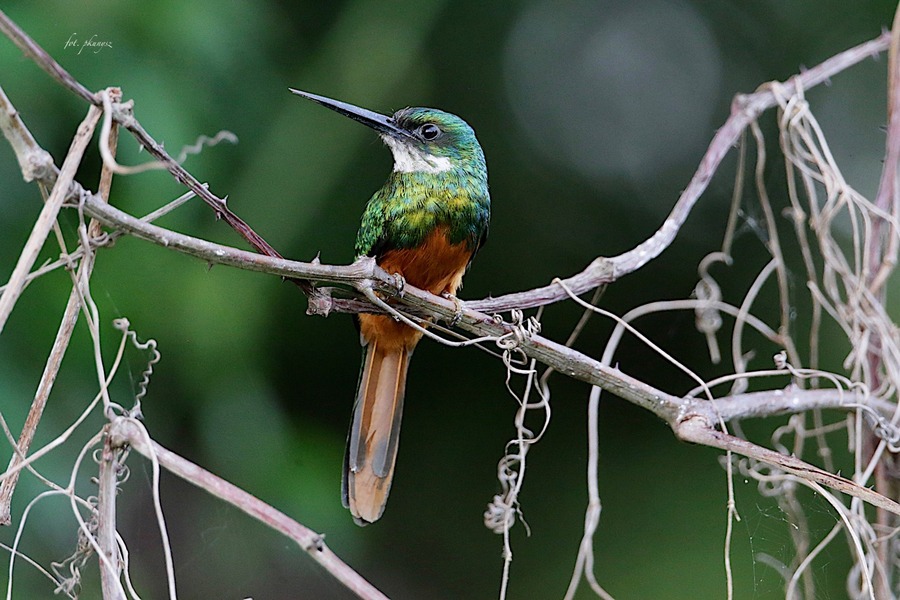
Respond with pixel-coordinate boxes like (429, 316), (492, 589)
(419, 123), (441, 140)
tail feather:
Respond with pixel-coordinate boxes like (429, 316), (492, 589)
(343, 338), (411, 524)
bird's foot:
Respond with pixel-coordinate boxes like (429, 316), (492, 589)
(391, 272), (406, 297)
(443, 292), (465, 326)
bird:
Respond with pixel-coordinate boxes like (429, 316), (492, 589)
(290, 89), (491, 524)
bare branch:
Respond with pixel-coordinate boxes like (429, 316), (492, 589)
(869, 10), (900, 295)
(465, 31), (892, 314)
(0, 93), (120, 524)
(54, 177), (900, 519)
(0, 8), (890, 319)
(0, 84), (55, 182)
(0, 103), (100, 333)
(0, 9), (95, 104)
(96, 433), (124, 600)
(676, 416), (900, 517)
(107, 418), (390, 600)
(3, 8), (900, 596)
(0, 9), (311, 300)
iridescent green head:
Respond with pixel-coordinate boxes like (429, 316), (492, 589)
(289, 89), (486, 180)
(384, 107), (485, 177)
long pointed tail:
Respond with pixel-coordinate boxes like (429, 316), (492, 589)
(343, 336), (412, 524)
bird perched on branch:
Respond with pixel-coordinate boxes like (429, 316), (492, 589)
(290, 89), (490, 524)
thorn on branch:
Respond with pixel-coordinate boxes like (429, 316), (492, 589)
(304, 533), (326, 552)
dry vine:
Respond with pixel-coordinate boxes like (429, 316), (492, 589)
(3, 5), (900, 599)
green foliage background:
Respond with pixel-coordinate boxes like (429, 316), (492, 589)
(0, 1), (897, 598)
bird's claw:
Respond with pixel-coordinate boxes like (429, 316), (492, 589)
(391, 272), (406, 297)
(443, 293), (465, 326)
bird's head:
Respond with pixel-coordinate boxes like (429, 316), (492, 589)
(290, 89), (486, 179)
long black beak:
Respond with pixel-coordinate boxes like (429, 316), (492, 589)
(290, 88), (411, 140)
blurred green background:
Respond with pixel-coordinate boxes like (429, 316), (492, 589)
(0, 1), (897, 598)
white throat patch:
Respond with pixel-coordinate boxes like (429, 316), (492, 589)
(382, 135), (453, 174)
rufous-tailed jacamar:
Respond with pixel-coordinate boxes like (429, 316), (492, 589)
(290, 89), (490, 524)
